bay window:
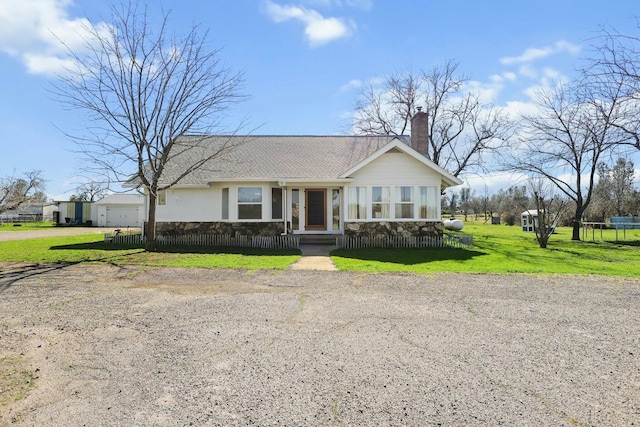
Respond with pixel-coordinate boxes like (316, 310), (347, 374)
(395, 186), (414, 218)
(419, 186), (438, 219)
(348, 186), (367, 219)
(372, 186), (390, 218)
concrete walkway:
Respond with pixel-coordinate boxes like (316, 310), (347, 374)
(288, 245), (338, 271)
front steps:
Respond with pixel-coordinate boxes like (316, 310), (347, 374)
(298, 234), (339, 246)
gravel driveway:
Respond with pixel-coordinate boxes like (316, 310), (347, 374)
(1, 262), (639, 426)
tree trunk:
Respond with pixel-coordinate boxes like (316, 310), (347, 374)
(571, 218), (581, 241)
(145, 192), (157, 251)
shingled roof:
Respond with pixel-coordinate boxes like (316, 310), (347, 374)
(137, 134), (461, 187)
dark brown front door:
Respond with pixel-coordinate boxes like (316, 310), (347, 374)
(305, 189), (326, 230)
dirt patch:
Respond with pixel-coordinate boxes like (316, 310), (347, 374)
(1, 262), (639, 426)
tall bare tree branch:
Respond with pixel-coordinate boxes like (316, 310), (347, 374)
(352, 60), (514, 177)
(52, 2), (246, 250)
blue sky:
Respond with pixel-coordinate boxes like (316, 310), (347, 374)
(1, 0), (639, 199)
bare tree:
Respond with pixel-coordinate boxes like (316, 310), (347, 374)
(589, 28), (640, 149)
(352, 60), (513, 176)
(505, 75), (632, 240)
(54, 2), (245, 250)
(0, 171), (46, 214)
(70, 181), (109, 202)
(526, 179), (566, 249)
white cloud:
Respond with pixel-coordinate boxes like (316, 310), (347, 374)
(265, 0), (355, 46)
(339, 78), (363, 92)
(303, 0), (372, 10)
(0, 0), (106, 76)
(500, 40), (581, 65)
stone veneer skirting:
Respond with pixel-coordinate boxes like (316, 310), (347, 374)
(344, 221), (444, 238)
(152, 221), (286, 237)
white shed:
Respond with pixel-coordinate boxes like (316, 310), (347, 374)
(93, 194), (144, 228)
(521, 210), (538, 232)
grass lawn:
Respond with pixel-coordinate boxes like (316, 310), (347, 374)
(0, 222), (56, 231)
(331, 222), (640, 277)
(0, 234), (300, 270)
(0, 222), (638, 276)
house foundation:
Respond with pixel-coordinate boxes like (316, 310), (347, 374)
(344, 221), (444, 238)
(152, 221), (285, 237)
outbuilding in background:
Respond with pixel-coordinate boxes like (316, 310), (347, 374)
(93, 194), (144, 228)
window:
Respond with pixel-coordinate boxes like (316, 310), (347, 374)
(291, 189), (300, 230)
(238, 187), (262, 220)
(272, 188), (283, 220)
(395, 186), (414, 219)
(348, 186), (367, 219)
(332, 189), (340, 230)
(419, 186), (438, 219)
(157, 190), (166, 206)
(221, 188), (229, 220)
(372, 186), (390, 218)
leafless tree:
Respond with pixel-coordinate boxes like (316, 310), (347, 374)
(0, 171), (46, 214)
(70, 181), (109, 202)
(352, 60), (513, 176)
(526, 179), (566, 249)
(505, 76), (632, 240)
(587, 27), (640, 149)
(54, 2), (246, 250)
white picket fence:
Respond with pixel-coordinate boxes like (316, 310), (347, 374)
(104, 233), (472, 250)
(336, 233), (473, 250)
(105, 232), (299, 249)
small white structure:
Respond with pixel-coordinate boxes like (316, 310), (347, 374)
(93, 194), (144, 227)
(521, 210), (538, 232)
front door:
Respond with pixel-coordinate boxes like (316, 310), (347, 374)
(305, 189), (326, 231)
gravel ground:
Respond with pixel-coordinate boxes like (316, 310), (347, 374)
(1, 262), (639, 426)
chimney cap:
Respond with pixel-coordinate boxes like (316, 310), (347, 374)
(417, 106), (422, 112)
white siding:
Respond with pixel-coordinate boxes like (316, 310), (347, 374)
(153, 182), (282, 222)
(345, 152), (443, 221)
(349, 152), (442, 186)
(155, 187), (218, 222)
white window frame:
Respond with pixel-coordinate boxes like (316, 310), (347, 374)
(372, 186), (391, 219)
(237, 187), (263, 220)
(395, 186), (414, 219)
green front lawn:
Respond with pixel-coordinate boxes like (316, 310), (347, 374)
(331, 222), (640, 276)
(0, 234), (300, 270)
(0, 222), (637, 276)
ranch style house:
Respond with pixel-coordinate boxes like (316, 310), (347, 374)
(135, 111), (463, 240)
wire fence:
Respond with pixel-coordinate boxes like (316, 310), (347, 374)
(582, 222), (640, 242)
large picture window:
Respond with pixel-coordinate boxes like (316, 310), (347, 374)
(238, 187), (262, 220)
(372, 186), (390, 219)
(419, 186), (438, 219)
(348, 186), (367, 219)
(395, 186), (414, 219)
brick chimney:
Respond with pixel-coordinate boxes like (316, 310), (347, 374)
(410, 107), (429, 157)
